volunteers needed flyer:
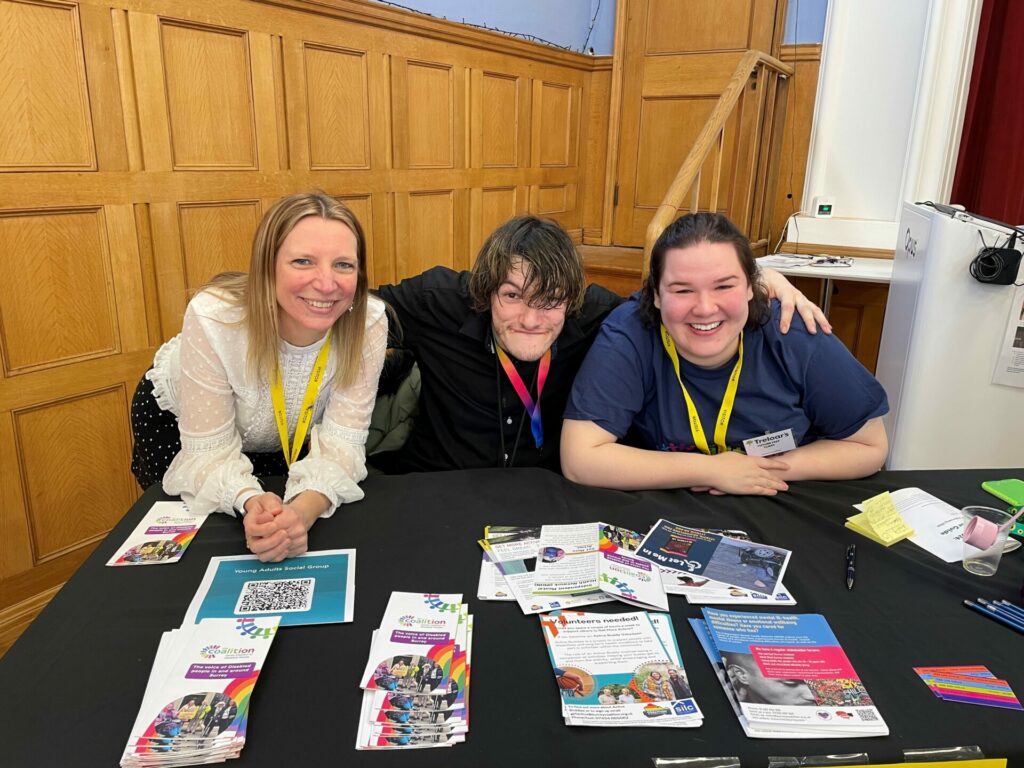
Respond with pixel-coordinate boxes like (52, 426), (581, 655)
(184, 550), (355, 627)
(539, 610), (702, 728)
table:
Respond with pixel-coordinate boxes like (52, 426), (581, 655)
(756, 254), (893, 314)
(2, 468), (1022, 767)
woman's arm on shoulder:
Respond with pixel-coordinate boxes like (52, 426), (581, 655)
(775, 417), (888, 482)
(560, 419), (790, 495)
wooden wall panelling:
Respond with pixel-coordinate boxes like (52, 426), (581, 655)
(332, 193), (374, 284)
(281, 36), (311, 170)
(366, 51), (392, 171)
(0, 413), (33, 580)
(78, 2), (129, 171)
(105, 204), (150, 352)
(133, 203), (164, 348)
(469, 185), (518, 257)
(770, 44), (821, 245)
(177, 200), (262, 291)
(14, 386), (135, 562)
(159, 19), (257, 170)
(581, 62), (612, 244)
(250, 32), (282, 172)
(0, 0), (95, 171)
(303, 42), (370, 170)
(110, 8), (144, 171)
(0, 207), (118, 375)
(127, 10), (173, 170)
(148, 201), (187, 337)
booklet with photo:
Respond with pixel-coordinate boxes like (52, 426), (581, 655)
(108, 501), (208, 567)
(636, 519), (790, 597)
(662, 571), (796, 605)
(120, 616), (280, 767)
(359, 592), (463, 692)
(694, 607), (887, 738)
(539, 610), (702, 728)
(183, 549), (355, 627)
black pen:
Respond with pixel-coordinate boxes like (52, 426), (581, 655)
(845, 543), (856, 590)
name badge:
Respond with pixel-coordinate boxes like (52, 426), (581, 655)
(743, 429), (796, 457)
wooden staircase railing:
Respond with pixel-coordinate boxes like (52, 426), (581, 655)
(643, 50), (793, 276)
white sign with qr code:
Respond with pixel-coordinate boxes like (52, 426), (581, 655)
(234, 578), (315, 614)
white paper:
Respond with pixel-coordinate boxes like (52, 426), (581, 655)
(854, 487), (964, 562)
(992, 282), (1024, 389)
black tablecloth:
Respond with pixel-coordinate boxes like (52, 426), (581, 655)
(2, 468), (1023, 767)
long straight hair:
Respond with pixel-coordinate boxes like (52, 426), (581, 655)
(203, 192), (369, 388)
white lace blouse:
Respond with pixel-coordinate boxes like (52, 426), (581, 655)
(147, 289), (388, 517)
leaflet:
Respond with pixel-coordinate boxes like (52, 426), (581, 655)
(532, 523), (602, 595)
(107, 501), (207, 566)
(636, 519), (790, 597)
(120, 616), (280, 766)
(476, 525), (541, 601)
(183, 550), (355, 627)
(699, 607), (887, 737)
(597, 535), (669, 612)
(359, 592), (463, 691)
(539, 610), (702, 728)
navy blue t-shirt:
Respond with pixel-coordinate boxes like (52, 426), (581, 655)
(565, 297), (888, 453)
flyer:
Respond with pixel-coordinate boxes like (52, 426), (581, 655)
(107, 501), (208, 566)
(183, 550), (355, 627)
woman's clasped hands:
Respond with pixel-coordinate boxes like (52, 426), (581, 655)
(242, 492), (315, 562)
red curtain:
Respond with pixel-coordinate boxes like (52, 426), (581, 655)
(950, 0), (1024, 223)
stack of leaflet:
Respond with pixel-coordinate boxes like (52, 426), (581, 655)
(120, 616), (281, 767)
(690, 607), (888, 738)
(539, 610), (702, 728)
(355, 592), (472, 750)
(637, 520), (796, 605)
(107, 501), (208, 566)
(479, 522), (668, 613)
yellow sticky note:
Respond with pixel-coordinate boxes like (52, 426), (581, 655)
(846, 491), (914, 545)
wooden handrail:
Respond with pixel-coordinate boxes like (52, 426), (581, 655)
(643, 50), (793, 275)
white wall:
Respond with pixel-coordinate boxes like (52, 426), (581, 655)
(797, 0), (982, 250)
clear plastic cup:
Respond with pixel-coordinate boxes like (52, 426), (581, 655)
(962, 506), (1013, 576)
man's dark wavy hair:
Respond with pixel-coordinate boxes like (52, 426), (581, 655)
(468, 215), (586, 314)
(638, 211), (769, 328)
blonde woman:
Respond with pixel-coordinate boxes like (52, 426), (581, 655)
(130, 192), (388, 562)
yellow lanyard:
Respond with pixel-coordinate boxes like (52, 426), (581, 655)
(271, 331), (332, 466)
(660, 324), (743, 455)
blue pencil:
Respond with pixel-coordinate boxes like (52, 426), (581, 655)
(964, 600), (1024, 635)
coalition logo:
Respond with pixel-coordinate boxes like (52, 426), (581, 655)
(422, 594), (461, 614)
(398, 614), (447, 629)
(200, 644), (255, 660)
(235, 618), (277, 639)
(816, 711), (832, 721)
(642, 704), (671, 718)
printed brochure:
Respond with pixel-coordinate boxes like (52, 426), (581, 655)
(107, 501), (207, 566)
(539, 610), (702, 728)
(692, 607), (887, 738)
(636, 519), (790, 597)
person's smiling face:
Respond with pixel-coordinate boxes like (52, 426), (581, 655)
(654, 240), (753, 368)
(490, 259), (567, 361)
(275, 216), (358, 346)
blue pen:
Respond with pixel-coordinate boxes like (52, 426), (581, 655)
(845, 543), (856, 590)
(994, 599), (1024, 622)
(977, 598), (1024, 623)
(964, 599), (1024, 634)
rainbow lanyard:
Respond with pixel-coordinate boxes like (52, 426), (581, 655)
(271, 331), (332, 466)
(495, 344), (550, 449)
(660, 324), (742, 455)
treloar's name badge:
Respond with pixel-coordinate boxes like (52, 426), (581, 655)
(742, 428), (796, 457)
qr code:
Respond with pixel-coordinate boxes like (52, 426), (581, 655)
(234, 578), (315, 614)
(855, 708), (878, 721)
